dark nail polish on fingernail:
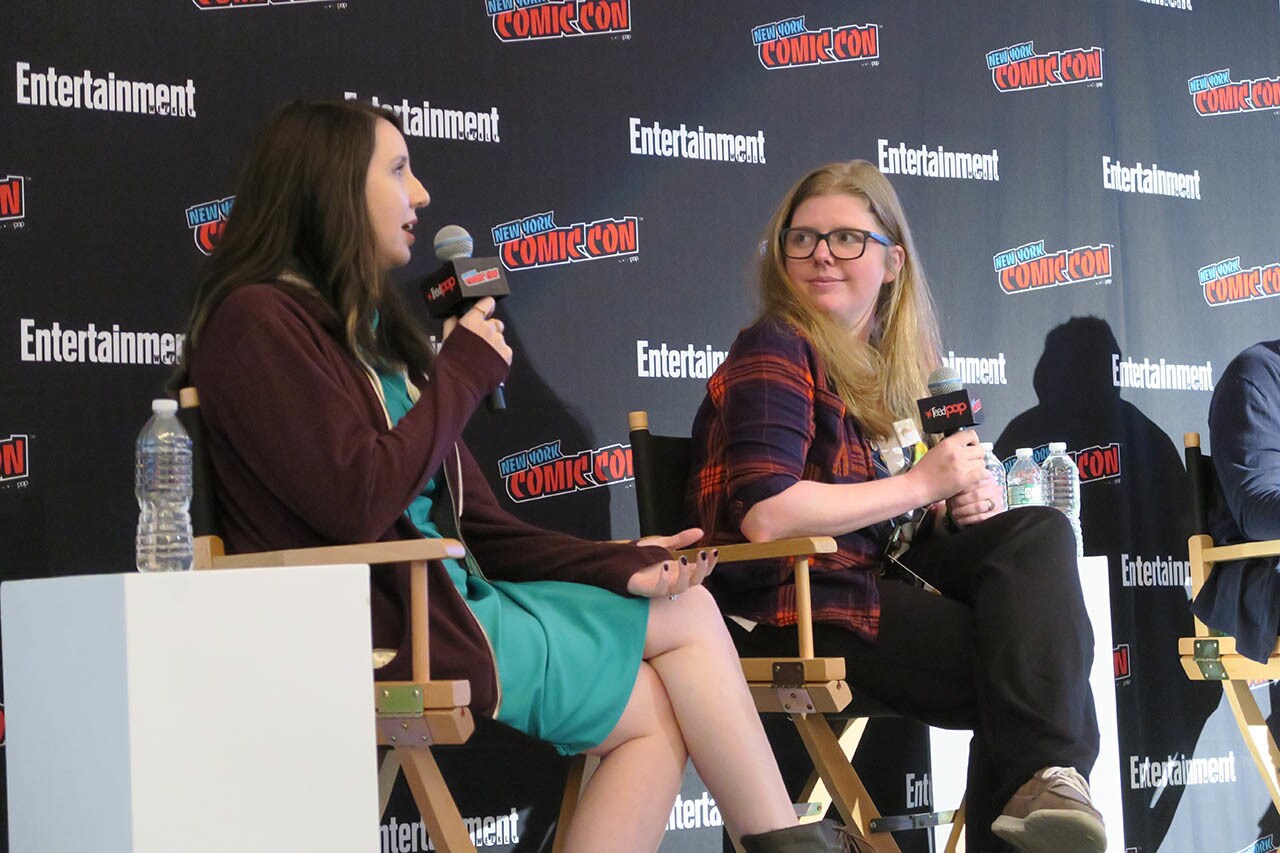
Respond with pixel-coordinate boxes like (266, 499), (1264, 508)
(679, 556), (688, 566)
(699, 550), (707, 560)
(712, 549), (719, 557)
(662, 563), (670, 572)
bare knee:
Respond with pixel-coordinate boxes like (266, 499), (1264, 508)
(646, 585), (733, 656)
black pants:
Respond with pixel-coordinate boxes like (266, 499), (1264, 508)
(729, 506), (1099, 852)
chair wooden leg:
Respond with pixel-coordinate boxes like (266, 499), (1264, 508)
(797, 718), (867, 824)
(377, 747), (401, 819)
(1224, 680), (1280, 814)
(943, 795), (965, 853)
(792, 714), (901, 853)
(552, 754), (598, 853)
(398, 746), (478, 853)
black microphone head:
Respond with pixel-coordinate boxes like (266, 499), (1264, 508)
(434, 225), (474, 261)
(927, 366), (963, 395)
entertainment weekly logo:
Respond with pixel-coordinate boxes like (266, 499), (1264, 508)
(1, 435), (30, 486)
(1, 175), (25, 227)
(750, 16), (879, 69)
(986, 41), (1104, 91)
(1001, 443), (1121, 484)
(486, 0), (630, 41)
(497, 439), (633, 502)
(1199, 256), (1280, 306)
(491, 211), (638, 271)
(186, 195), (233, 255)
(1189, 69), (1280, 116)
(993, 240), (1114, 294)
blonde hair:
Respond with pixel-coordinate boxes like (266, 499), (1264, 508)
(758, 160), (942, 440)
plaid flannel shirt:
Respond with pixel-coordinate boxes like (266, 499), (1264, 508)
(687, 316), (891, 643)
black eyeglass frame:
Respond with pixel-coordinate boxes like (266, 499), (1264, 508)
(779, 226), (894, 260)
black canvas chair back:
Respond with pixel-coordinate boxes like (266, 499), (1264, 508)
(629, 414), (694, 537)
(177, 387), (219, 539)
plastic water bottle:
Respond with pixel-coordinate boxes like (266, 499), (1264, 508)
(1042, 441), (1083, 557)
(1006, 447), (1045, 509)
(135, 398), (194, 572)
(981, 442), (1007, 512)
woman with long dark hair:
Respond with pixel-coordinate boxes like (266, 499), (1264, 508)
(179, 99), (861, 853)
(688, 160), (1105, 853)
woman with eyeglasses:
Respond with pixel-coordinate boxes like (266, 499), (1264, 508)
(687, 160), (1104, 853)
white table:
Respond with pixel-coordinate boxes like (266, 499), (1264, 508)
(929, 554), (1125, 850)
(2, 564), (381, 853)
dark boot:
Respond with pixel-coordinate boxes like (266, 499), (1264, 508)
(739, 819), (871, 853)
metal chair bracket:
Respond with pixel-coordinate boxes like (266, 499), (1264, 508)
(772, 661), (805, 687)
(1193, 639), (1227, 680)
(376, 684), (426, 715)
(377, 716), (434, 746)
(870, 809), (957, 833)
(777, 687), (816, 715)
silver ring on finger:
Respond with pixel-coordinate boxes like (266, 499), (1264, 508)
(985, 498), (995, 513)
(667, 593), (679, 601)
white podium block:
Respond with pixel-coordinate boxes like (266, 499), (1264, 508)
(2, 565), (381, 853)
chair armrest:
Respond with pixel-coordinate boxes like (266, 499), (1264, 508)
(210, 539), (466, 570)
(672, 536), (837, 563)
(1203, 539), (1280, 564)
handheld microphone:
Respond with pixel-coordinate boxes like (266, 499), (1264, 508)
(420, 225), (510, 411)
(917, 366), (983, 436)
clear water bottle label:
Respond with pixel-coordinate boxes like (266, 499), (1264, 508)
(1008, 483), (1044, 507)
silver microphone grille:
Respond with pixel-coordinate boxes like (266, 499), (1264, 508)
(433, 225), (474, 261)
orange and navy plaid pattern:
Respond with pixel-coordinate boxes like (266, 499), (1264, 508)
(686, 316), (890, 643)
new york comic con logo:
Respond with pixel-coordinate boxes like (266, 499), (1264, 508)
(185, 196), (233, 255)
(191, 0), (329, 8)
(1188, 69), (1280, 116)
(986, 41), (1104, 91)
(491, 211), (638, 271)
(993, 240), (1113, 294)
(499, 440), (633, 502)
(486, 0), (630, 41)
(751, 16), (879, 69)
(1, 175), (25, 224)
(1199, 256), (1280, 306)
(1, 434), (30, 485)
(1114, 643), (1130, 682)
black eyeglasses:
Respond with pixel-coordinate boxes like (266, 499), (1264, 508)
(780, 227), (893, 260)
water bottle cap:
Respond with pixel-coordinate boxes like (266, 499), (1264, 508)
(1048, 441), (1067, 452)
(151, 398), (179, 415)
(980, 442), (994, 451)
(1015, 447), (1033, 457)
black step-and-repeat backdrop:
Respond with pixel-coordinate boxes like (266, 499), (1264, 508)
(3, 1), (1279, 851)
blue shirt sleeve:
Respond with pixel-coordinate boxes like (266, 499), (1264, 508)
(1210, 343), (1280, 540)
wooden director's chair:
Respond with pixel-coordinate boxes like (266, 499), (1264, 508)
(1179, 432), (1280, 813)
(628, 411), (965, 853)
(180, 388), (587, 853)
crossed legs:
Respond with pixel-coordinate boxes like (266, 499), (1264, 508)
(561, 586), (797, 852)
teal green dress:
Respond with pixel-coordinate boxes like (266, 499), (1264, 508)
(377, 370), (649, 755)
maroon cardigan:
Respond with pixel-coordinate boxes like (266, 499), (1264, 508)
(190, 282), (667, 716)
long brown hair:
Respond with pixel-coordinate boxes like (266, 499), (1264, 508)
(758, 160), (942, 439)
(178, 98), (434, 379)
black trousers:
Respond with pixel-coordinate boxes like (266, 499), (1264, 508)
(729, 506), (1099, 852)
